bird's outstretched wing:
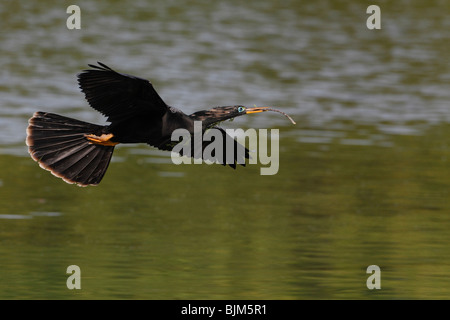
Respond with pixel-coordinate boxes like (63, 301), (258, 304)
(77, 62), (169, 123)
(161, 127), (250, 168)
(207, 127), (250, 169)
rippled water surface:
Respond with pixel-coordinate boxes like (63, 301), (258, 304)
(0, 0), (449, 299)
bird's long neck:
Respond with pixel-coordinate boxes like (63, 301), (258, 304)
(189, 110), (223, 128)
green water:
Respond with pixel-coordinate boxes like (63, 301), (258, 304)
(1, 123), (449, 299)
(0, 0), (449, 299)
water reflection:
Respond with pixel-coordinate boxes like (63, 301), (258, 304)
(0, 0), (449, 299)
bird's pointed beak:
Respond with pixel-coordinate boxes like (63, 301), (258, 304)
(245, 106), (270, 114)
(245, 106), (296, 125)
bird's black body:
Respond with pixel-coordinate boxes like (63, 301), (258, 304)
(26, 62), (293, 186)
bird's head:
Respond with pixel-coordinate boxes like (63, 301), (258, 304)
(189, 105), (295, 128)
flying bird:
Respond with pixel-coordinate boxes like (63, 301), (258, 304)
(26, 62), (295, 186)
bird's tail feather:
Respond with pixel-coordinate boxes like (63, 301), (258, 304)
(26, 111), (115, 186)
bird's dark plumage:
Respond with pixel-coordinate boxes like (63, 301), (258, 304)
(26, 62), (293, 186)
(77, 62), (168, 123)
(27, 111), (114, 186)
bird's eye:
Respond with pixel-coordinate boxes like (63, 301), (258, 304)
(237, 106), (245, 113)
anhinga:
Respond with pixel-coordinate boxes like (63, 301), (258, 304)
(26, 62), (295, 186)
